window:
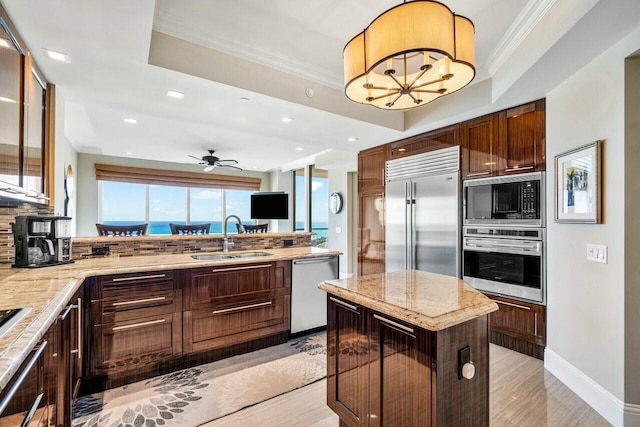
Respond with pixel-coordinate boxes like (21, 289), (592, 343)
(293, 165), (329, 248)
(100, 182), (253, 235)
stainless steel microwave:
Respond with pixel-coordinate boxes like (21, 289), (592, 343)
(463, 172), (545, 227)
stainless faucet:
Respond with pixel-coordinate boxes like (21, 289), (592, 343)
(223, 215), (245, 252)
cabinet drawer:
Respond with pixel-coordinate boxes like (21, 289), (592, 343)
(94, 271), (175, 298)
(188, 296), (286, 351)
(488, 296), (545, 344)
(91, 312), (182, 376)
(187, 263), (276, 308)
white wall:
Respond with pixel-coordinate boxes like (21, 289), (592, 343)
(53, 90), (77, 231)
(75, 153), (270, 236)
(545, 25), (640, 417)
(268, 169), (294, 232)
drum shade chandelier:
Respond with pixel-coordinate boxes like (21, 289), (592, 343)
(343, 0), (475, 110)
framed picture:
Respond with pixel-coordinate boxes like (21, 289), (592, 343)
(554, 140), (603, 223)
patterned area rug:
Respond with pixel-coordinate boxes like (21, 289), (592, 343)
(72, 333), (326, 427)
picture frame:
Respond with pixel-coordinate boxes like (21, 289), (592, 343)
(554, 140), (603, 223)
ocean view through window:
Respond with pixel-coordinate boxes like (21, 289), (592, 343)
(100, 181), (253, 235)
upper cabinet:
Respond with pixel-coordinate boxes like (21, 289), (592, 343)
(461, 114), (499, 180)
(498, 99), (546, 175)
(461, 99), (546, 179)
(389, 124), (459, 160)
(358, 145), (388, 192)
(0, 5), (52, 205)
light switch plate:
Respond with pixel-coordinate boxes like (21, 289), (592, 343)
(587, 244), (607, 264)
(335, 227), (342, 233)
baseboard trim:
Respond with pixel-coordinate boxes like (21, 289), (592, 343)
(544, 348), (640, 426)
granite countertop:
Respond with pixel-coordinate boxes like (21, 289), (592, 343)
(318, 270), (498, 331)
(0, 246), (339, 392)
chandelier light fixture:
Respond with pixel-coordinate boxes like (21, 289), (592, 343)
(343, 0), (475, 110)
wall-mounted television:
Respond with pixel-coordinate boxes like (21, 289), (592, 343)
(251, 192), (289, 219)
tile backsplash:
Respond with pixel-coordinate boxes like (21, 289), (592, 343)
(0, 204), (54, 264)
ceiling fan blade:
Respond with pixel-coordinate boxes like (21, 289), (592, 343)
(216, 159), (239, 165)
(188, 155), (203, 161)
(203, 165), (215, 172)
(218, 164), (243, 171)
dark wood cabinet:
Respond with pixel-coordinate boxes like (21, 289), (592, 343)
(461, 114), (499, 179)
(0, 339), (49, 426)
(183, 261), (290, 353)
(327, 296), (490, 427)
(358, 146), (387, 192)
(389, 124), (459, 160)
(87, 271), (182, 384)
(358, 190), (385, 276)
(498, 99), (546, 175)
(326, 296), (369, 426)
(486, 295), (546, 359)
(369, 311), (431, 427)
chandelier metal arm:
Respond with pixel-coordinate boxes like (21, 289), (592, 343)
(386, 92), (404, 107)
(407, 66), (430, 89)
(413, 76), (448, 90)
(413, 89), (448, 94)
(366, 90), (402, 102)
(387, 72), (405, 90)
(407, 92), (422, 104)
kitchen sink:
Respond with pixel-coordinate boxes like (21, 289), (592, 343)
(191, 251), (272, 260)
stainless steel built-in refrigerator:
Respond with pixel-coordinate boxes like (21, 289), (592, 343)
(385, 146), (460, 276)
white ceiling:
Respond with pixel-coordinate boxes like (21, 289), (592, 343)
(3, 0), (640, 172)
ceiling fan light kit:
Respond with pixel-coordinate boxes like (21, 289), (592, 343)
(343, 0), (475, 110)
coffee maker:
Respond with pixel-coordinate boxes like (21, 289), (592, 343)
(12, 215), (73, 267)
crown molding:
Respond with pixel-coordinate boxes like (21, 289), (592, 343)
(153, 11), (344, 90)
(486, 0), (558, 76)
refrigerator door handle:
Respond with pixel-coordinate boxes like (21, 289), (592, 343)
(411, 181), (417, 270)
(405, 181), (411, 270)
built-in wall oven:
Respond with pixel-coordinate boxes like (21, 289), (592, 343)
(463, 227), (545, 304)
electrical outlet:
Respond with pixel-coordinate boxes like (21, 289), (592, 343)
(587, 244), (607, 264)
(335, 227), (342, 234)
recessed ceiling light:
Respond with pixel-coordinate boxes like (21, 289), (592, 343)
(43, 48), (70, 63)
(123, 118), (137, 124)
(305, 88), (315, 98)
(281, 117), (294, 123)
(0, 39), (11, 49)
(126, 151), (133, 155)
(240, 97), (251, 103)
(0, 96), (17, 104)
(348, 137), (358, 142)
(166, 90), (184, 99)
(252, 166), (257, 169)
(296, 147), (304, 151)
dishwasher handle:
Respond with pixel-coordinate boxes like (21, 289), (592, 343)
(293, 257), (337, 265)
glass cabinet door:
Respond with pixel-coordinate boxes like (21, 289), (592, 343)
(0, 21), (23, 187)
(23, 63), (46, 196)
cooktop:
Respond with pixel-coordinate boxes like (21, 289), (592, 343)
(0, 308), (32, 340)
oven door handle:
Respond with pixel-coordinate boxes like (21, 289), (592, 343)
(464, 243), (541, 255)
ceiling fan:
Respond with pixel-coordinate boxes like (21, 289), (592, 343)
(189, 150), (242, 172)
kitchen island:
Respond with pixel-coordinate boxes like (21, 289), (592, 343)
(319, 270), (498, 427)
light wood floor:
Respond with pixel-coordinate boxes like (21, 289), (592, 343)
(203, 344), (610, 427)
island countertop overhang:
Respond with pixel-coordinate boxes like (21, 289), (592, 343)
(318, 270), (498, 331)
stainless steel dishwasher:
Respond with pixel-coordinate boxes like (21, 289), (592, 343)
(291, 256), (339, 334)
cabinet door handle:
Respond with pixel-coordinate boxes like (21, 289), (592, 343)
(466, 171), (490, 177)
(505, 166), (534, 172)
(22, 392), (44, 426)
(534, 312), (538, 336)
(329, 297), (358, 313)
(112, 318), (166, 331)
(111, 274), (166, 283)
(212, 301), (272, 315)
(212, 264), (271, 273)
(373, 314), (415, 336)
(59, 304), (73, 321)
(77, 298), (82, 360)
(113, 296), (166, 307)
(0, 341), (47, 415)
(496, 300), (530, 310)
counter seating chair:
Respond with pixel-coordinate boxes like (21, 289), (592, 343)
(96, 223), (148, 236)
(236, 223), (268, 233)
(169, 223), (210, 235)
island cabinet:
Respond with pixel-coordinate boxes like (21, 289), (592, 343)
(183, 261), (291, 354)
(86, 270), (183, 387)
(325, 278), (494, 427)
